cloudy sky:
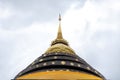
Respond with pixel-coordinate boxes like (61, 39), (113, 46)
(0, 0), (120, 80)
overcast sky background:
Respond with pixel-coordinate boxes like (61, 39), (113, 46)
(0, 0), (120, 80)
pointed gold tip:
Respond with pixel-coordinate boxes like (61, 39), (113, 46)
(59, 14), (61, 21)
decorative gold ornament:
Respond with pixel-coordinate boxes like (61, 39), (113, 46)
(75, 59), (78, 61)
(95, 71), (98, 74)
(52, 62), (55, 64)
(87, 67), (90, 70)
(70, 63), (74, 66)
(61, 61), (66, 65)
(66, 69), (70, 71)
(43, 63), (47, 66)
(78, 64), (81, 67)
(54, 56), (57, 59)
(39, 59), (43, 62)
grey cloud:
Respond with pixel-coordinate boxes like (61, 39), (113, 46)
(0, 0), (86, 30)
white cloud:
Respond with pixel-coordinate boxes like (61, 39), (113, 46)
(61, 0), (120, 79)
(0, 2), (13, 19)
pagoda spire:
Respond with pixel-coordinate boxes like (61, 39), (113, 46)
(51, 14), (69, 46)
(57, 14), (63, 39)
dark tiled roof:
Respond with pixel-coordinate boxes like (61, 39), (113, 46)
(15, 52), (106, 80)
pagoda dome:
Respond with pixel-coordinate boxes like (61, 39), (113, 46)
(15, 15), (106, 80)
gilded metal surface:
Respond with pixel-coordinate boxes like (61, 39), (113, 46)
(17, 71), (103, 80)
(45, 44), (75, 54)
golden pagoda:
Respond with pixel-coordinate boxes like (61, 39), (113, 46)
(15, 15), (106, 80)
